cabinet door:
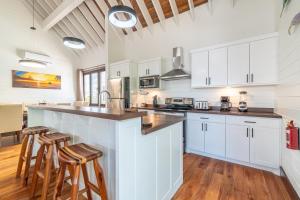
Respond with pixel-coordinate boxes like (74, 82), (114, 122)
(172, 123), (183, 188)
(191, 51), (209, 88)
(250, 127), (279, 168)
(250, 37), (278, 85)
(186, 119), (205, 152)
(119, 63), (130, 77)
(148, 60), (161, 76)
(204, 122), (226, 157)
(226, 124), (250, 162)
(209, 48), (228, 87)
(138, 63), (148, 77)
(109, 65), (120, 79)
(228, 43), (250, 86)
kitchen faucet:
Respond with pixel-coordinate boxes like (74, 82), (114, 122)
(99, 90), (111, 107)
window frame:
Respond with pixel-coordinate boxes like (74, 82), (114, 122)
(83, 67), (105, 107)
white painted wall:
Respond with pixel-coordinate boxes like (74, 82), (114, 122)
(77, 46), (106, 68)
(276, 0), (300, 196)
(121, 0), (278, 107)
(0, 0), (77, 104)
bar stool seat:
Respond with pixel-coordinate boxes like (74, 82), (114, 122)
(54, 143), (107, 200)
(16, 126), (50, 186)
(31, 132), (71, 200)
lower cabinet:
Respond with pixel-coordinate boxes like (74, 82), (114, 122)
(187, 113), (281, 172)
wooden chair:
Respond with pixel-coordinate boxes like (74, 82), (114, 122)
(30, 132), (71, 200)
(53, 143), (108, 200)
(16, 126), (50, 186)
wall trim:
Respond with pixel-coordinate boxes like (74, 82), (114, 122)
(280, 166), (300, 200)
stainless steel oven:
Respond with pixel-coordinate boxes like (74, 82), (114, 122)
(139, 75), (160, 89)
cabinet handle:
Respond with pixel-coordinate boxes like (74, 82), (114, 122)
(246, 128), (249, 137)
(148, 69), (150, 75)
(252, 128), (254, 138)
(246, 74), (249, 83)
(208, 77), (211, 85)
(251, 73), (254, 83)
(205, 123), (208, 131)
(201, 123), (203, 131)
(200, 117), (209, 120)
(244, 121), (256, 124)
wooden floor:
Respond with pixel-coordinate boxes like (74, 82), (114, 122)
(0, 145), (296, 200)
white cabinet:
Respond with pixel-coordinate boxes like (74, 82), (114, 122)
(226, 116), (280, 169)
(228, 43), (250, 85)
(186, 119), (205, 152)
(250, 126), (279, 168)
(205, 122), (226, 157)
(209, 47), (228, 87)
(186, 113), (226, 157)
(191, 51), (209, 88)
(250, 37), (278, 85)
(138, 58), (162, 77)
(109, 60), (137, 79)
(226, 124), (250, 163)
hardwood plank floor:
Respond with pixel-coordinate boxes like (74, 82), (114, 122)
(0, 145), (297, 200)
(172, 153), (297, 200)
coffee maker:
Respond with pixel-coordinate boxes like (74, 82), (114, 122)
(220, 96), (232, 111)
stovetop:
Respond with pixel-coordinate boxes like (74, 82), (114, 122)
(161, 104), (193, 111)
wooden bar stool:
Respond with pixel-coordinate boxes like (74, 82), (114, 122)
(54, 143), (108, 200)
(30, 132), (71, 200)
(16, 126), (50, 186)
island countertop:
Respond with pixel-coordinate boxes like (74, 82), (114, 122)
(142, 114), (185, 135)
(28, 105), (146, 120)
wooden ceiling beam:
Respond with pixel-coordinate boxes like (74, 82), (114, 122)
(168, 0), (179, 24)
(187, 0), (195, 20)
(85, 0), (105, 31)
(42, 0), (85, 30)
(121, 0), (143, 36)
(135, 0), (153, 31)
(72, 9), (103, 46)
(78, 3), (105, 43)
(151, 0), (165, 27)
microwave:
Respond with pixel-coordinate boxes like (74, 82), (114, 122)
(139, 75), (160, 89)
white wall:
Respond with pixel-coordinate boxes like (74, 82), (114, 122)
(77, 46), (106, 69)
(276, 0), (300, 196)
(121, 0), (278, 107)
(0, 0), (77, 104)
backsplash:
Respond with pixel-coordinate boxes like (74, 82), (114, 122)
(135, 79), (276, 108)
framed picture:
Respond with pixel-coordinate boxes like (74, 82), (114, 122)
(12, 70), (61, 89)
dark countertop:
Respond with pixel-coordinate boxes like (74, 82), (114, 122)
(142, 114), (186, 135)
(137, 105), (282, 119)
(28, 105), (146, 121)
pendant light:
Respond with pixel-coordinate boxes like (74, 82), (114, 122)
(19, 0), (47, 68)
(108, 5), (137, 28)
(63, 36), (86, 49)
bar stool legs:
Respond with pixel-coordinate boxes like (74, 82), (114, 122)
(16, 134), (29, 178)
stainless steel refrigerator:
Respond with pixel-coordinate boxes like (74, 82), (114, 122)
(108, 77), (130, 109)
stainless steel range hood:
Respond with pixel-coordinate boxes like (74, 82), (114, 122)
(160, 47), (191, 81)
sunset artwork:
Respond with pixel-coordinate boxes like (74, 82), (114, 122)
(12, 70), (61, 89)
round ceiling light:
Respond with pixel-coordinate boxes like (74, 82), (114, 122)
(108, 5), (137, 28)
(19, 59), (47, 68)
(63, 37), (86, 49)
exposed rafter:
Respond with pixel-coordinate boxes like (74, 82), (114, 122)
(168, 0), (179, 24)
(187, 0), (195, 20)
(42, 0), (85, 30)
(151, 0), (165, 28)
(135, 0), (153, 32)
(121, 0), (143, 32)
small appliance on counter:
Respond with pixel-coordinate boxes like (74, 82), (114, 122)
(153, 95), (159, 108)
(238, 91), (248, 112)
(194, 101), (210, 110)
(220, 96), (232, 111)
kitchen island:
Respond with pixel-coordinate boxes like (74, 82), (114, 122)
(27, 105), (184, 200)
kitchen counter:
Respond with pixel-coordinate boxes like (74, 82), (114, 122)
(137, 105), (282, 118)
(28, 105), (146, 120)
(142, 114), (186, 135)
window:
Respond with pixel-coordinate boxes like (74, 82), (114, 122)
(83, 68), (106, 106)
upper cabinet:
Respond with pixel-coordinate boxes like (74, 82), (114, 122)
(138, 57), (162, 77)
(109, 60), (137, 79)
(191, 33), (278, 88)
(228, 43), (250, 85)
(249, 37), (278, 85)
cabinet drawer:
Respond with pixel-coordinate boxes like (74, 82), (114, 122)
(187, 113), (225, 123)
(226, 116), (281, 129)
